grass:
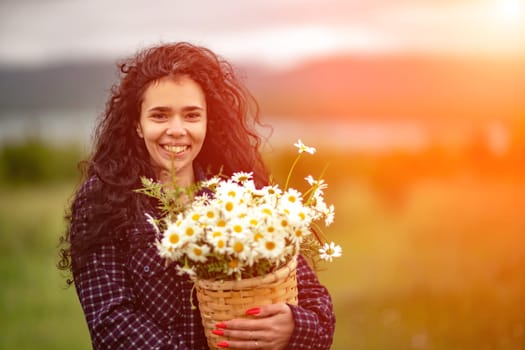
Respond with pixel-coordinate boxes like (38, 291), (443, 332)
(318, 177), (525, 350)
(1, 176), (524, 349)
(0, 183), (91, 350)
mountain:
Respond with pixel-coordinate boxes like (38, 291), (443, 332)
(245, 55), (525, 123)
(1, 55), (524, 123)
(0, 61), (115, 111)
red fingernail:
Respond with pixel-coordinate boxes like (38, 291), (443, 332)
(246, 307), (261, 315)
(216, 322), (227, 329)
(212, 329), (224, 336)
(217, 341), (229, 348)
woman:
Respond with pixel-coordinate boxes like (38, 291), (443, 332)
(58, 42), (335, 350)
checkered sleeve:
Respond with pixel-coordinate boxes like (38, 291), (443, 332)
(70, 178), (184, 350)
(286, 255), (335, 350)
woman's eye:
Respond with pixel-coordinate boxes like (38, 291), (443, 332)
(150, 113), (167, 121)
(186, 113), (201, 120)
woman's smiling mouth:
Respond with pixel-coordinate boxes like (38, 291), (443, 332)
(163, 144), (189, 154)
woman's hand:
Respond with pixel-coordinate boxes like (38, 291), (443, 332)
(213, 303), (295, 349)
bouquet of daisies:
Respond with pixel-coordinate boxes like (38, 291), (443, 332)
(139, 140), (341, 281)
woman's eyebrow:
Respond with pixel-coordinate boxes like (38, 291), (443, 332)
(181, 105), (205, 112)
(147, 106), (172, 113)
(147, 105), (204, 113)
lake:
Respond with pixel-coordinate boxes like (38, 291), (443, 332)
(0, 108), (433, 152)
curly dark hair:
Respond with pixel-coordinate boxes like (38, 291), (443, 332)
(57, 42), (269, 284)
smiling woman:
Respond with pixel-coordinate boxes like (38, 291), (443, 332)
(57, 42), (336, 350)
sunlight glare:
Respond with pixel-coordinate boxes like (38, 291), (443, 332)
(500, 0), (523, 22)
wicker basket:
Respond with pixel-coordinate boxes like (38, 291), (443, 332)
(195, 256), (299, 349)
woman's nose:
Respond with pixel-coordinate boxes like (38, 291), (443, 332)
(166, 117), (187, 137)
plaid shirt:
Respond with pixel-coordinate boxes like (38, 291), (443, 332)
(70, 175), (335, 349)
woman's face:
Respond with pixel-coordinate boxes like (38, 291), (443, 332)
(137, 75), (207, 186)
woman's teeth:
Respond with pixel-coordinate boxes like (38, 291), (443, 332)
(163, 145), (188, 153)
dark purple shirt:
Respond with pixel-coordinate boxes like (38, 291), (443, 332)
(70, 175), (335, 349)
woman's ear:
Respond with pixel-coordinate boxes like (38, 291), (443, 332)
(136, 124), (143, 138)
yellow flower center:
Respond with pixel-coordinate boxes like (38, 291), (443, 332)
(233, 241), (244, 253)
(191, 213), (201, 221)
(233, 225), (242, 233)
(193, 247), (203, 256)
(265, 241), (276, 251)
(185, 227), (194, 236)
(169, 234), (180, 244)
(225, 202), (234, 212)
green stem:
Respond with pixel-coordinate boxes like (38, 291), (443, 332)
(284, 154), (302, 190)
(311, 222), (329, 244)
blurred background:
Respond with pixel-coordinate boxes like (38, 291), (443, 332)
(1, 0), (524, 349)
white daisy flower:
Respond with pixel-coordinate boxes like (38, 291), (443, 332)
(284, 204), (313, 227)
(256, 234), (285, 260)
(229, 234), (251, 262)
(252, 185), (282, 203)
(260, 219), (278, 236)
(193, 192), (211, 206)
(231, 222), (248, 238)
(179, 220), (201, 243)
(231, 171), (253, 184)
(251, 229), (265, 243)
(324, 204), (335, 226)
(282, 188), (303, 206)
(200, 207), (221, 226)
(294, 139), (316, 154)
(187, 243), (210, 263)
(201, 175), (221, 190)
(311, 194), (329, 221)
(246, 215), (263, 231)
(217, 196), (245, 219)
(216, 180), (246, 201)
(156, 239), (182, 261)
(175, 264), (196, 278)
(209, 232), (229, 254)
(304, 175), (316, 186)
(289, 227), (311, 243)
(259, 204), (275, 218)
(226, 258), (243, 276)
(189, 211), (202, 223)
(305, 176), (328, 197)
(319, 242), (342, 262)
(162, 221), (184, 248)
(277, 215), (290, 231)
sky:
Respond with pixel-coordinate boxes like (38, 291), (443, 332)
(0, 0), (524, 68)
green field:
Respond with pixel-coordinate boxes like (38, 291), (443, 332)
(1, 175), (524, 349)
